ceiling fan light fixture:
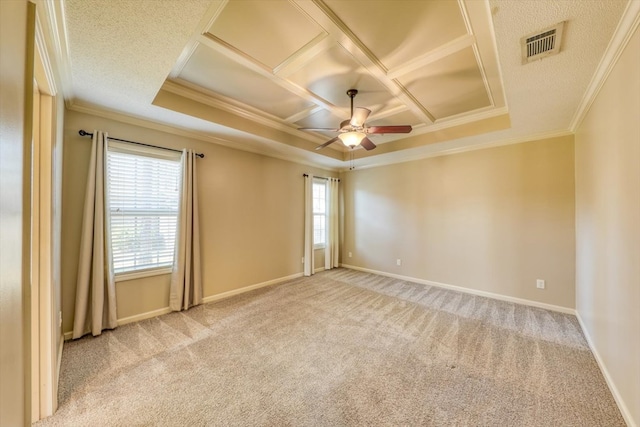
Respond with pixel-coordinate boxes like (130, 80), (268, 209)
(339, 131), (366, 147)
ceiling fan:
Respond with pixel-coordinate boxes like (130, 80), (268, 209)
(299, 89), (412, 151)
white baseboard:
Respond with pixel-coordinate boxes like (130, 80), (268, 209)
(339, 264), (575, 315)
(63, 272), (305, 340)
(202, 272), (303, 304)
(575, 311), (636, 427)
(118, 307), (173, 327)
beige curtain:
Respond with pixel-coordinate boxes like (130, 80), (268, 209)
(303, 174), (314, 276)
(170, 149), (202, 311)
(72, 130), (117, 339)
(325, 177), (339, 269)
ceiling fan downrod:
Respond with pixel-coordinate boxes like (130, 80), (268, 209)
(346, 89), (358, 118)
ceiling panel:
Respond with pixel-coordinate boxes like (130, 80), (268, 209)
(398, 47), (491, 120)
(322, 0), (468, 70)
(207, 0), (326, 69)
(367, 109), (423, 128)
(180, 45), (313, 119)
(288, 45), (395, 111)
(294, 109), (345, 129)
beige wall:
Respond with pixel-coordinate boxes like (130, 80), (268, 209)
(575, 27), (639, 426)
(0, 0), (33, 424)
(61, 110), (336, 333)
(341, 135), (576, 309)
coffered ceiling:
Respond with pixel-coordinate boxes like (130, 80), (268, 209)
(157, 0), (508, 162)
(40, 0), (633, 170)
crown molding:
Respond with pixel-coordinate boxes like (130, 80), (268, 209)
(162, 79), (349, 157)
(427, 105), (509, 132)
(34, 8), (57, 96)
(569, 0), (640, 132)
(163, 79), (325, 143)
(168, 0), (228, 79)
(340, 129), (573, 172)
(386, 34), (475, 80)
(37, 0), (74, 107)
(165, 79), (511, 155)
(67, 102), (343, 171)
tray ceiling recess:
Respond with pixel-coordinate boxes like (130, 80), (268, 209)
(154, 0), (509, 161)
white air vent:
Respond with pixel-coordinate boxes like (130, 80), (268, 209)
(521, 21), (565, 63)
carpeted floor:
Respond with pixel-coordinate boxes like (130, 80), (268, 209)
(35, 268), (624, 426)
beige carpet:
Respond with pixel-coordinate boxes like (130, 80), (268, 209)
(36, 268), (624, 426)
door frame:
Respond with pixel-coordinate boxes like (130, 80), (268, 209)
(30, 7), (61, 421)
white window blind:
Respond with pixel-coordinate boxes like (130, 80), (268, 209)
(106, 143), (181, 275)
(312, 180), (326, 248)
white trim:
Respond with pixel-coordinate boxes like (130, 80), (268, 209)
(168, 0), (228, 79)
(34, 9), (57, 95)
(339, 129), (573, 172)
(340, 264), (575, 314)
(424, 129), (572, 156)
(114, 268), (172, 283)
(117, 306), (173, 327)
(202, 272), (303, 304)
(68, 103), (344, 172)
(386, 34), (475, 79)
(164, 79), (322, 143)
(569, 0), (640, 132)
(38, 0), (73, 104)
(314, 267), (326, 273)
(64, 307), (173, 340)
(31, 60), (59, 421)
(64, 271), (305, 340)
(575, 311), (637, 427)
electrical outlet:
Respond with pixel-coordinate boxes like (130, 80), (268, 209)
(348, 252), (352, 258)
(396, 259), (402, 266)
(59, 311), (62, 327)
(536, 279), (545, 289)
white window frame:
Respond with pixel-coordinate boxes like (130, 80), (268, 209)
(106, 141), (182, 282)
(312, 179), (327, 249)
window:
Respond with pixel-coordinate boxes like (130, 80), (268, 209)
(313, 179), (326, 248)
(106, 141), (182, 278)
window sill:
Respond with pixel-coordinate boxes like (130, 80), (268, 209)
(115, 267), (172, 283)
(314, 245), (325, 250)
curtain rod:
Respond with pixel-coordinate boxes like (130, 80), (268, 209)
(78, 130), (204, 158)
(303, 173), (339, 182)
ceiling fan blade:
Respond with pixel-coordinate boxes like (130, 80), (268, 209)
(359, 137), (376, 151)
(339, 119), (351, 131)
(299, 127), (340, 132)
(350, 107), (371, 127)
(315, 136), (340, 151)
(366, 125), (412, 134)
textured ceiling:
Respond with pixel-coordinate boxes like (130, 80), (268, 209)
(49, 0), (630, 170)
